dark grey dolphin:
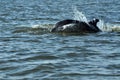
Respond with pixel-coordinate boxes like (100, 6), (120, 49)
(51, 19), (101, 33)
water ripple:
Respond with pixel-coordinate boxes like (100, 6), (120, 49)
(0, 0), (120, 80)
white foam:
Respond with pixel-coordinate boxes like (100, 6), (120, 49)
(32, 24), (54, 30)
(98, 20), (120, 32)
(32, 24), (41, 28)
(111, 24), (120, 32)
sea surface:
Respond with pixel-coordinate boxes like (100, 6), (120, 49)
(0, 0), (120, 80)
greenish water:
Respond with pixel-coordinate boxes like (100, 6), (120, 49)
(0, 0), (120, 80)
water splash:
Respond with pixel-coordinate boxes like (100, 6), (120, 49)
(97, 20), (120, 32)
(97, 20), (108, 31)
(72, 6), (88, 23)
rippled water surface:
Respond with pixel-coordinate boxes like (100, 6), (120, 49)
(0, 0), (120, 80)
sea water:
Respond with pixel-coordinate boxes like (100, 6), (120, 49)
(0, 0), (120, 80)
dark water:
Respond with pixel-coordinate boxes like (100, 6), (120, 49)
(0, 0), (120, 80)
